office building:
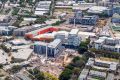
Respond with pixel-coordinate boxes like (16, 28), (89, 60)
(69, 15), (99, 25)
(34, 39), (64, 57)
(67, 29), (81, 47)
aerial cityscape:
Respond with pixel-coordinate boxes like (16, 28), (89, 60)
(0, 0), (119, 80)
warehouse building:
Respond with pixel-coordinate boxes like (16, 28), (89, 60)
(72, 3), (96, 11)
(87, 5), (120, 16)
(87, 6), (109, 14)
(34, 1), (51, 15)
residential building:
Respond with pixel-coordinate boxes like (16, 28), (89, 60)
(94, 37), (120, 53)
(13, 24), (42, 36)
(0, 15), (13, 26)
(0, 26), (16, 35)
(112, 5), (120, 15)
(111, 13), (120, 23)
(78, 69), (89, 80)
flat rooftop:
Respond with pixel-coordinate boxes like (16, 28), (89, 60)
(48, 39), (61, 48)
(0, 50), (7, 64)
(12, 49), (33, 60)
(69, 29), (79, 35)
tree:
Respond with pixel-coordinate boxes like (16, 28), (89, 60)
(28, 68), (45, 80)
(44, 72), (58, 80)
(65, 64), (74, 70)
(59, 68), (72, 80)
(0, 0), (8, 8)
(26, 0), (33, 6)
(4, 76), (11, 80)
(35, 17), (47, 24)
(19, 0), (25, 7)
(78, 38), (91, 54)
(10, 65), (22, 73)
(73, 67), (80, 76)
(0, 64), (3, 69)
(71, 59), (85, 68)
(10, 0), (17, 3)
(72, 56), (81, 63)
(35, 72), (45, 80)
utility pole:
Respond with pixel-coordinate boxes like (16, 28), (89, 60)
(74, 18), (76, 27)
(46, 44), (48, 60)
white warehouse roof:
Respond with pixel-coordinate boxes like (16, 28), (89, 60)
(69, 29), (79, 35)
(88, 6), (108, 13)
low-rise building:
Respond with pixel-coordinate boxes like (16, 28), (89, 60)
(0, 15), (13, 26)
(94, 37), (120, 53)
(69, 14), (99, 25)
(88, 6), (109, 14)
(12, 48), (33, 61)
(78, 69), (89, 80)
(111, 13), (120, 23)
(0, 26), (16, 35)
(34, 1), (51, 15)
(72, 3), (96, 11)
(13, 24), (42, 36)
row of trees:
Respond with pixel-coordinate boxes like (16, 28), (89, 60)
(28, 68), (58, 80)
(35, 16), (48, 24)
(59, 38), (93, 80)
(9, 65), (22, 73)
(59, 52), (93, 80)
(90, 48), (120, 59)
(52, 20), (66, 26)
